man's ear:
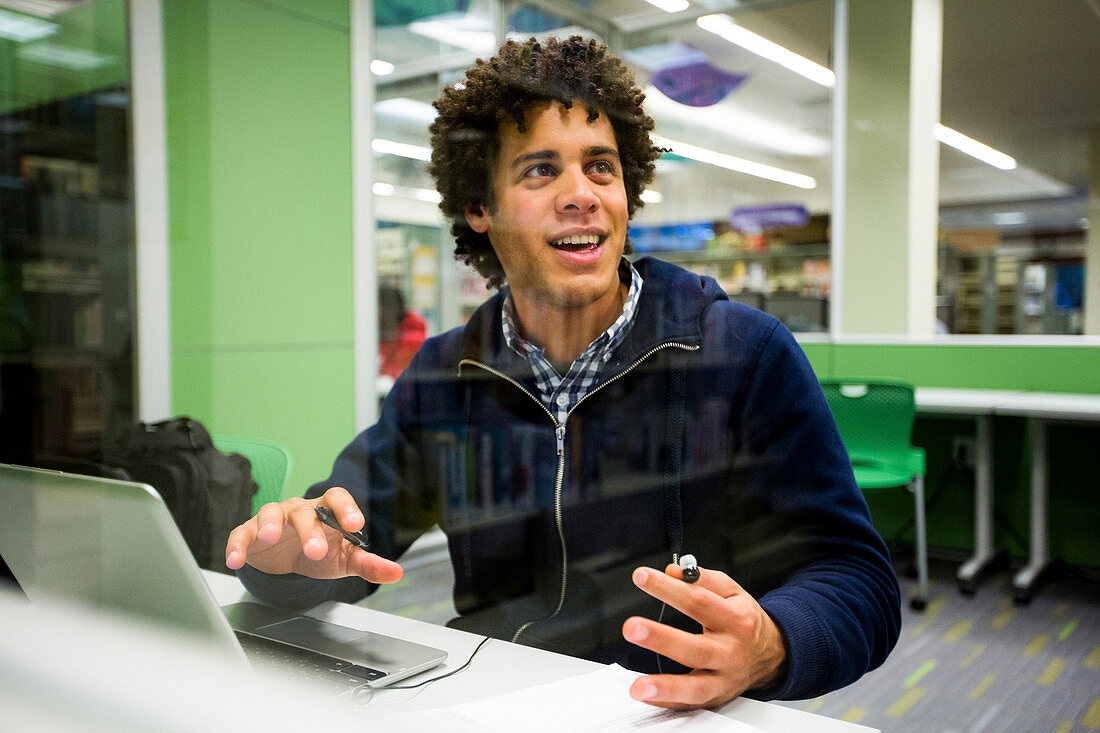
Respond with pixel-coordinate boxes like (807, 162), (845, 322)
(464, 201), (489, 233)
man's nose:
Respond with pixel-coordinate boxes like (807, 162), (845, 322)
(556, 167), (599, 213)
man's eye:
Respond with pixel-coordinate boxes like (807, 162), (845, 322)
(589, 160), (615, 175)
(524, 163), (556, 178)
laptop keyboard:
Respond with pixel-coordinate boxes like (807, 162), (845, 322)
(235, 631), (386, 694)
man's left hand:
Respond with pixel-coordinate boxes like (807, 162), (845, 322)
(622, 564), (788, 710)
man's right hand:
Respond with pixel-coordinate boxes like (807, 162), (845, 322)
(224, 486), (403, 584)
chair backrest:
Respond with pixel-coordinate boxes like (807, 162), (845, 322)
(819, 379), (917, 471)
(212, 436), (292, 513)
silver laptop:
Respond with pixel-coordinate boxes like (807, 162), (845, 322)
(0, 463), (447, 691)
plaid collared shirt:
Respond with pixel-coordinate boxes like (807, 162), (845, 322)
(502, 260), (643, 427)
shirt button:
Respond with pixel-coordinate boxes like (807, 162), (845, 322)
(556, 394), (569, 407)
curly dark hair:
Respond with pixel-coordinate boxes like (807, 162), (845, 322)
(427, 36), (663, 289)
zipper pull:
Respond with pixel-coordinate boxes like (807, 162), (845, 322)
(555, 425), (566, 456)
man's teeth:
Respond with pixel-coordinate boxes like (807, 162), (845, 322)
(552, 234), (601, 246)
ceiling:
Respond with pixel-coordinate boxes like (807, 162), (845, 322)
(374, 0), (1099, 233)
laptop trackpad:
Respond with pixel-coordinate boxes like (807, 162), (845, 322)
(255, 616), (372, 656)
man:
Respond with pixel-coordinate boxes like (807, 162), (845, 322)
(226, 36), (900, 709)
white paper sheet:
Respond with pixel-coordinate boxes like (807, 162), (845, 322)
(379, 664), (764, 732)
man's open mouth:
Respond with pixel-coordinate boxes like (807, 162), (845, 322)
(550, 233), (603, 253)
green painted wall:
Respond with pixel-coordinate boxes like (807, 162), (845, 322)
(164, 0), (354, 495)
(0, 0), (128, 115)
(799, 339), (1100, 570)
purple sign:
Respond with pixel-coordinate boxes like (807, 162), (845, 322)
(651, 62), (746, 108)
(730, 205), (810, 232)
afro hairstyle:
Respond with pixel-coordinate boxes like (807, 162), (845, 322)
(427, 35), (663, 289)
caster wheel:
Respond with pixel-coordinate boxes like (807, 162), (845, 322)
(910, 597), (927, 611)
(958, 579), (975, 596)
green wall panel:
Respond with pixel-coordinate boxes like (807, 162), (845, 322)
(259, 0), (351, 29)
(165, 0), (354, 489)
(830, 344), (1100, 393)
(209, 349), (355, 498)
(794, 338), (1100, 569)
(207, 0), (352, 346)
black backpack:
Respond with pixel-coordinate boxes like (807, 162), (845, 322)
(106, 417), (258, 573)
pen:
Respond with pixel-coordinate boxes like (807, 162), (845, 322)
(314, 505), (371, 550)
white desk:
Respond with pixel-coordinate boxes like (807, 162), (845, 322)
(202, 571), (875, 732)
(914, 388), (1100, 602)
(992, 391), (1100, 601)
(914, 389), (1021, 593)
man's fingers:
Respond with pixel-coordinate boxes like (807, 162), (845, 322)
(286, 501), (329, 560)
(633, 567), (740, 630)
(663, 563), (745, 598)
(320, 487), (365, 532)
(622, 616), (722, 670)
(628, 670), (725, 710)
(349, 550), (404, 584)
(225, 520), (258, 569)
(254, 501), (289, 544)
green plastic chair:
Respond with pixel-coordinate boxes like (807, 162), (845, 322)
(819, 379), (928, 610)
(213, 436), (293, 514)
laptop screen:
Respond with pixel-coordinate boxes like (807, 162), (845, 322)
(0, 464), (241, 649)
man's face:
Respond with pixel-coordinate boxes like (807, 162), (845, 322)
(465, 101), (629, 319)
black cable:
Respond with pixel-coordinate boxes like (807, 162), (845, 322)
(371, 635), (492, 693)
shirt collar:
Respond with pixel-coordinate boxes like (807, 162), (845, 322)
(502, 259), (643, 364)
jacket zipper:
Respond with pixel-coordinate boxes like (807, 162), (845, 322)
(458, 340), (699, 642)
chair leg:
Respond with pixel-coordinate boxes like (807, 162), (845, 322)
(910, 475), (929, 610)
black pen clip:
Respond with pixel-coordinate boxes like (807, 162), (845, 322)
(314, 505), (370, 550)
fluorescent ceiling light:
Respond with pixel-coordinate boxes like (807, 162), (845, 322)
(654, 134), (816, 189)
(644, 0), (689, 12)
(992, 212), (1026, 226)
(695, 17), (1015, 172)
(370, 59), (395, 76)
(373, 181), (441, 203)
(408, 15), (495, 53)
(0, 8), (55, 41)
(372, 138), (431, 161)
(696, 14), (835, 88)
(644, 84), (828, 157)
(18, 42), (114, 70)
(374, 97), (437, 125)
(934, 124), (1016, 170)
(640, 189), (664, 203)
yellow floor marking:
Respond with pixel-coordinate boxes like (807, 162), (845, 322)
(968, 673), (996, 701)
(803, 698), (824, 713)
(1086, 645), (1100, 669)
(944, 619), (973, 643)
(1084, 697), (1100, 728)
(1059, 618), (1079, 642)
(960, 643), (985, 669)
(992, 607), (1016, 630)
(924, 596), (947, 620)
(1053, 721), (1072, 733)
(841, 707), (867, 723)
(1024, 633), (1051, 657)
(906, 660), (937, 688)
(886, 687), (926, 718)
(1037, 658), (1066, 686)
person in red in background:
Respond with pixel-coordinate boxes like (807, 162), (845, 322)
(378, 285), (427, 382)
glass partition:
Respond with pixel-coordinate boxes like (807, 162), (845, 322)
(936, 0), (1094, 335)
(0, 0), (133, 466)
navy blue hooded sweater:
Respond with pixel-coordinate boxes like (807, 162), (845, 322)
(239, 257), (901, 700)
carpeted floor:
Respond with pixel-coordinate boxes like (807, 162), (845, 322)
(777, 557), (1100, 732)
